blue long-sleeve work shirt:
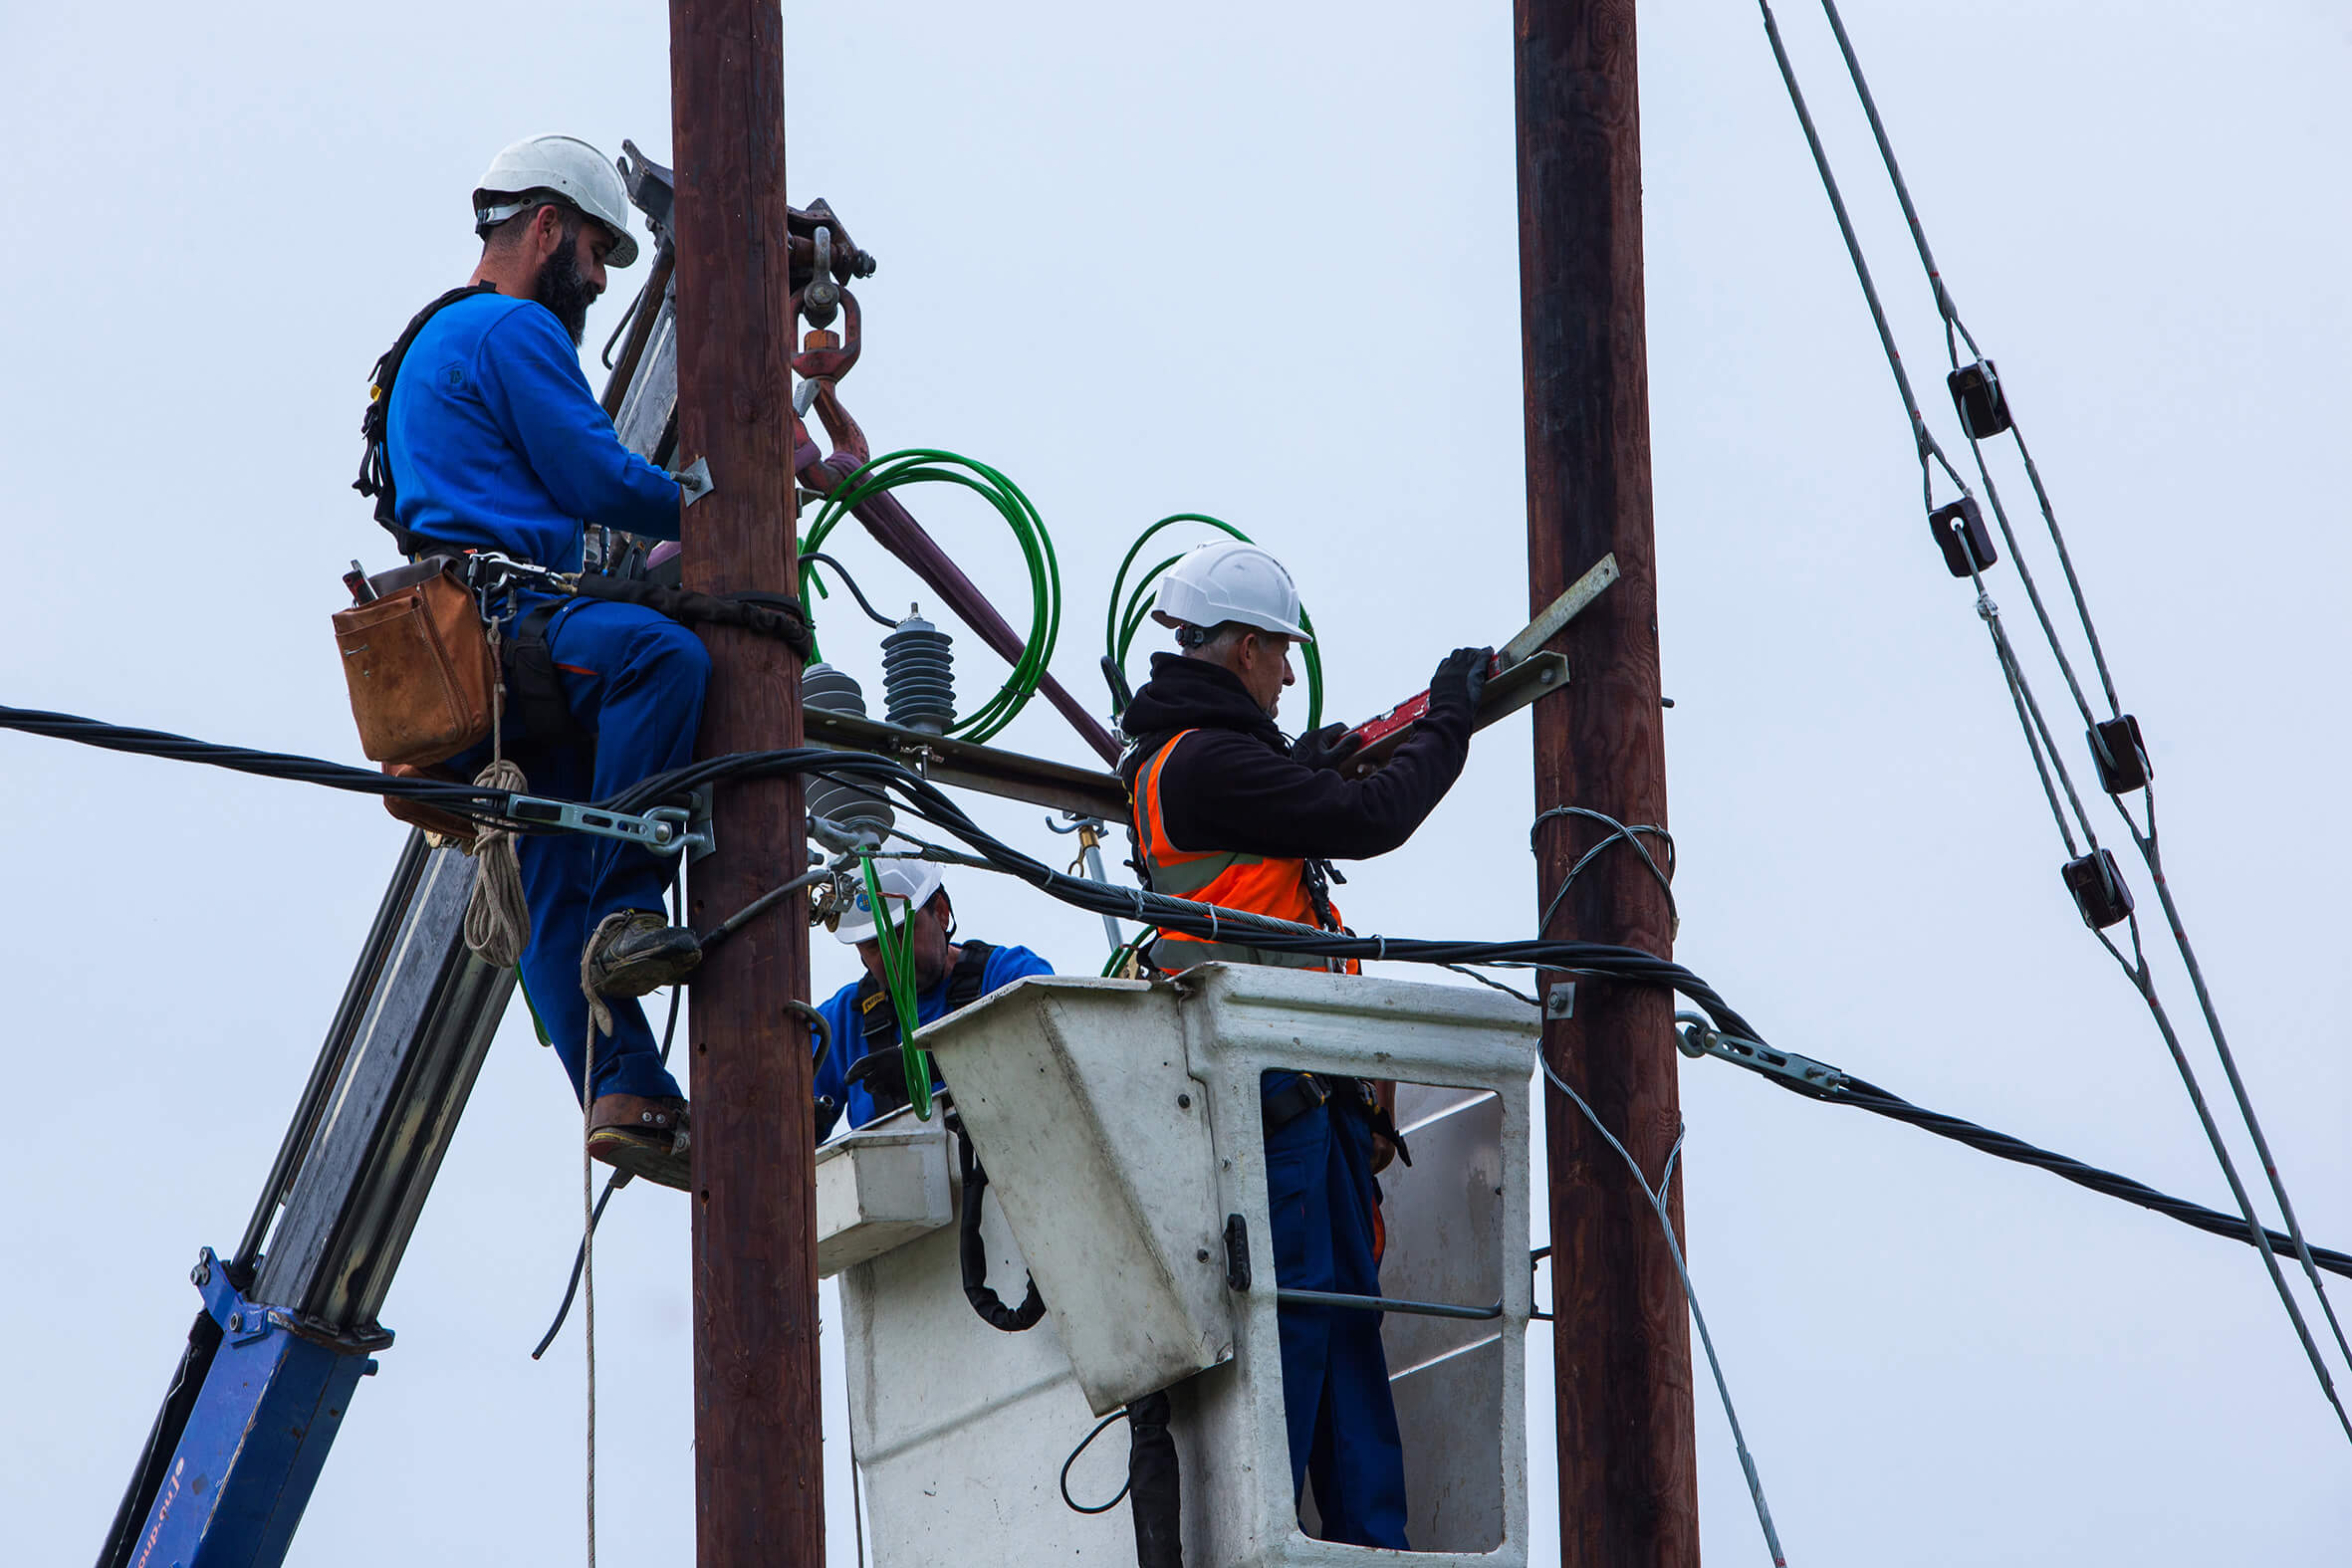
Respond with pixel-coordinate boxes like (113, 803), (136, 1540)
(812, 943), (1057, 1138)
(385, 293), (680, 571)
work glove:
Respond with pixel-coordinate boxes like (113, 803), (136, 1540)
(1289, 721), (1364, 774)
(1428, 646), (1495, 719)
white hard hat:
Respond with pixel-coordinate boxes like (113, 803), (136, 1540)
(473, 133), (640, 268)
(1149, 542), (1313, 643)
(833, 860), (947, 946)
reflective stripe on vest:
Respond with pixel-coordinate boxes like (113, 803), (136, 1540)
(1131, 730), (1345, 973)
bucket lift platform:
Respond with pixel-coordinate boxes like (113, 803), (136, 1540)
(819, 964), (1539, 1566)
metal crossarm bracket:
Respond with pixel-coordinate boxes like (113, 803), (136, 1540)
(1675, 1012), (1848, 1097)
(504, 796), (710, 856)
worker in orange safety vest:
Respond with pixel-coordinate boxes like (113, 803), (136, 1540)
(1115, 541), (1491, 1549)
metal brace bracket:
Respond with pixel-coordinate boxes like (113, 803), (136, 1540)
(189, 1246), (393, 1356)
(685, 785), (719, 864)
(504, 796), (710, 857)
(1675, 1012), (1847, 1097)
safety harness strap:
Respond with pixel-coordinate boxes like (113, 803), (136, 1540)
(353, 283), (500, 556)
(505, 598), (585, 748)
(847, 940), (996, 1119)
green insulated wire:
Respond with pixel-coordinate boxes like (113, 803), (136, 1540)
(857, 853), (932, 1120)
(800, 449), (1061, 746)
(1105, 514), (1322, 733)
(1099, 931), (1152, 978)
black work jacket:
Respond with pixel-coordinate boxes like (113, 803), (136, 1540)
(1116, 654), (1472, 862)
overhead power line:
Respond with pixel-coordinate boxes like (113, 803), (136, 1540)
(1752, 0), (2352, 1441)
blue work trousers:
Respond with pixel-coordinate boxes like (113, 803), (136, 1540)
(453, 596), (708, 1105)
(1265, 1089), (1409, 1549)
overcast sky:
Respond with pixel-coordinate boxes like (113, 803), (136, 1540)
(5, 2), (2348, 1563)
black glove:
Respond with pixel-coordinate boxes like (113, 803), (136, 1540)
(1290, 721), (1364, 774)
(1428, 646), (1494, 718)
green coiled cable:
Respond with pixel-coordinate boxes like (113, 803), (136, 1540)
(801, 449), (1061, 746)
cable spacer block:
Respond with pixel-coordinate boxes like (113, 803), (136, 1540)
(1947, 358), (2013, 439)
(1929, 495), (1999, 577)
(2088, 715), (2151, 795)
(2062, 848), (2135, 930)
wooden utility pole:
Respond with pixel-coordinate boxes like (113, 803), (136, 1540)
(670, 3), (823, 1565)
(1515, 2), (1701, 1563)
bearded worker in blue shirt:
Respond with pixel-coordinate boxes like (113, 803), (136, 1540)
(376, 134), (705, 1190)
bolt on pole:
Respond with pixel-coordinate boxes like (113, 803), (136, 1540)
(1513, 1), (1703, 1563)
(669, 1), (824, 1564)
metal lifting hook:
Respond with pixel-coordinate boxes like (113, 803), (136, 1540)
(1048, 812), (1126, 952)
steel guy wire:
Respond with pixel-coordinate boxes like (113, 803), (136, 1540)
(1439, 964), (1542, 1008)
(2123, 784), (2352, 1384)
(1973, 576), (2096, 860)
(1813, 0), (2124, 719)
(1541, 1062), (1786, 1566)
(1968, 585), (2352, 1428)
(1763, 0), (2352, 1426)
(1530, 805), (1678, 941)
(1754, 0), (1972, 516)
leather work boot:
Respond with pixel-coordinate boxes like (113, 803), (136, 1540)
(586, 910), (702, 998)
(587, 1094), (691, 1191)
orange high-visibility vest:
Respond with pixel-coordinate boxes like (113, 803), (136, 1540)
(1130, 730), (1351, 973)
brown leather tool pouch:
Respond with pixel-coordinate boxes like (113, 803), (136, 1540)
(380, 761), (485, 845)
(334, 559), (497, 767)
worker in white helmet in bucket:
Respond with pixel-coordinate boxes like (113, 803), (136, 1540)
(809, 861), (1057, 1138)
(1116, 539), (1492, 1549)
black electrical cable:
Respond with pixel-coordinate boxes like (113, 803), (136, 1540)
(801, 551), (902, 630)
(698, 865), (830, 953)
(534, 872), (690, 1361)
(1833, 1074), (2352, 1281)
(20, 697), (2351, 1360)
(0, 703), (1766, 1054)
(600, 747), (1771, 1044)
(0, 706), (517, 819)
(1688, 1026), (2352, 1282)
(531, 1174), (627, 1362)
(953, 1118), (1047, 1333)
(1058, 1409), (1133, 1515)
(598, 269), (652, 370)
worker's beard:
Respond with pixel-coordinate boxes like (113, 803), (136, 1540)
(533, 239), (598, 346)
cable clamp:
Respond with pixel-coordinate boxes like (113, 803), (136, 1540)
(1675, 1012), (1847, 1097)
(504, 795), (710, 856)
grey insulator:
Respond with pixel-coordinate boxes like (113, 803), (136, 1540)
(800, 662), (895, 840)
(882, 609), (956, 736)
